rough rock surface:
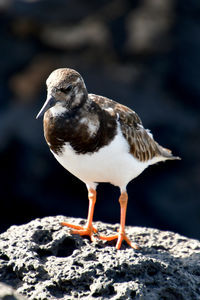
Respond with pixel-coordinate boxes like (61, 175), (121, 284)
(0, 282), (28, 300)
(0, 216), (200, 300)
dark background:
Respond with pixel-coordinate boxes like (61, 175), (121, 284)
(0, 0), (199, 240)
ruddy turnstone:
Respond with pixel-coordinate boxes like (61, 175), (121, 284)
(36, 68), (180, 250)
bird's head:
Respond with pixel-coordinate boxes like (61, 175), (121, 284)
(36, 68), (87, 119)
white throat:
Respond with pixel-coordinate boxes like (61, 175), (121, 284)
(50, 104), (66, 117)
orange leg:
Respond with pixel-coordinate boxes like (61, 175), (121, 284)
(61, 188), (97, 241)
(99, 191), (140, 250)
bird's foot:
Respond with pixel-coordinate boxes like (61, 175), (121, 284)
(60, 222), (97, 242)
(99, 231), (140, 250)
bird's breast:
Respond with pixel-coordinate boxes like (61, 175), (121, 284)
(43, 108), (117, 156)
(51, 125), (151, 188)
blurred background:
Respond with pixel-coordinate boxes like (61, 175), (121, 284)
(0, 0), (199, 241)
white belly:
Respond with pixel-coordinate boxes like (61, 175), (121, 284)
(52, 127), (159, 190)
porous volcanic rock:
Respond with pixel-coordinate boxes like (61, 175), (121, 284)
(0, 216), (200, 300)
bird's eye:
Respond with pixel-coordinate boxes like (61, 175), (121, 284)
(60, 85), (73, 94)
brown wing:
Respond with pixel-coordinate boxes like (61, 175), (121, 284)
(120, 120), (163, 162)
(89, 93), (141, 124)
(114, 104), (163, 162)
(90, 94), (171, 162)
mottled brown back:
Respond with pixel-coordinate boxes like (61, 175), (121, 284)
(91, 94), (176, 162)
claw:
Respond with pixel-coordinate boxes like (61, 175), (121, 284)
(99, 232), (140, 250)
(61, 222), (97, 241)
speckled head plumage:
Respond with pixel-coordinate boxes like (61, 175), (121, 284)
(46, 68), (83, 89)
(36, 68), (87, 119)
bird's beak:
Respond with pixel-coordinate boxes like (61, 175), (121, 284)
(36, 96), (56, 119)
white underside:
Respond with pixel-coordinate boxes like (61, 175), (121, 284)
(52, 125), (165, 191)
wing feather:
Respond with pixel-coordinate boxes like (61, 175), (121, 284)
(90, 93), (176, 162)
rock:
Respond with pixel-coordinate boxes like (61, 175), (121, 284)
(0, 282), (28, 300)
(125, 0), (174, 54)
(40, 19), (110, 50)
(0, 216), (200, 299)
(9, 55), (55, 102)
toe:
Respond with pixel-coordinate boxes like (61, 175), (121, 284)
(98, 234), (119, 241)
(99, 231), (140, 250)
(60, 222), (84, 230)
(124, 235), (141, 250)
(61, 222), (98, 233)
(61, 222), (98, 242)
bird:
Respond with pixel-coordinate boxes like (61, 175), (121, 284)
(36, 68), (180, 250)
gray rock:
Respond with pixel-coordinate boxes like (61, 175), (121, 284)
(0, 216), (200, 300)
(0, 282), (27, 300)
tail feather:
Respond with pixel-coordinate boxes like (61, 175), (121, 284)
(159, 146), (181, 161)
(165, 155), (181, 161)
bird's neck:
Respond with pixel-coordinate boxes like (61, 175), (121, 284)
(65, 87), (88, 111)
